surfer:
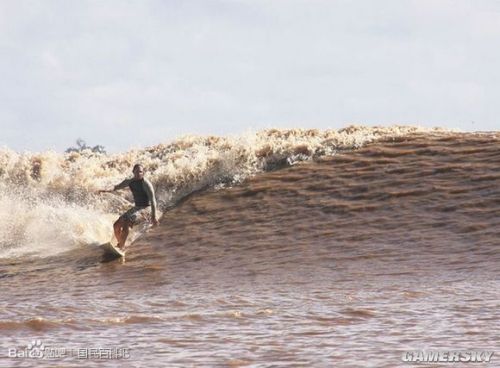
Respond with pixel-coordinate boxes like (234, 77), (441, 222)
(99, 164), (158, 249)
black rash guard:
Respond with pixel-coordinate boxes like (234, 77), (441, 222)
(113, 177), (157, 220)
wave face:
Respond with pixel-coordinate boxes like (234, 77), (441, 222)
(154, 131), (499, 276)
(0, 125), (444, 258)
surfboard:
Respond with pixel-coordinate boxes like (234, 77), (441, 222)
(100, 242), (125, 258)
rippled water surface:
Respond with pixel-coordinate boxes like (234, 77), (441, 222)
(1, 132), (499, 367)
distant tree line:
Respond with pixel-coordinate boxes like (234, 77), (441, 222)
(66, 138), (106, 154)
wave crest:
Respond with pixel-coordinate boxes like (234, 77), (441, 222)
(0, 125), (449, 258)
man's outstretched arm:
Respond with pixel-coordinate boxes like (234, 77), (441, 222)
(98, 179), (131, 193)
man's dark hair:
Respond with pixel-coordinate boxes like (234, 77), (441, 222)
(133, 164), (144, 171)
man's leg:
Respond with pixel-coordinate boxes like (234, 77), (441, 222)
(113, 219), (123, 244)
(114, 218), (130, 249)
(119, 220), (131, 249)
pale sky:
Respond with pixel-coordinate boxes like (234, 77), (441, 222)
(1, 0), (499, 152)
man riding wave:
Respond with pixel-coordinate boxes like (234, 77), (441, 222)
(99, 164), (158, 249)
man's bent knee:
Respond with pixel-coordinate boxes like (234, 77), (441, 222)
(114, 218), (125, 228)
(115, 216), (133, 229)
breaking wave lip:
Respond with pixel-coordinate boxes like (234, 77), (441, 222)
(0, 125), (456, 259)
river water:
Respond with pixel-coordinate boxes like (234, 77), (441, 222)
(0, 128), (498, 367)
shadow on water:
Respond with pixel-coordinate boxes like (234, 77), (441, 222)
(0, 244), (121, 280)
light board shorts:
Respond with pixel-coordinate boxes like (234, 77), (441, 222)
(119, 206), (151, 227)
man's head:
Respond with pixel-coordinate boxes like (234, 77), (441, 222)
(132, 164), (144, 180)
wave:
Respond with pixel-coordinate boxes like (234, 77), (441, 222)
(0, 125), (451, 258)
